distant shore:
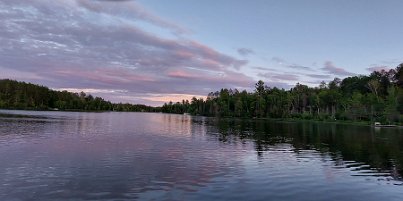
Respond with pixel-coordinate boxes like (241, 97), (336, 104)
(211, 115), (403, 127)
(2, 109), (402, 128)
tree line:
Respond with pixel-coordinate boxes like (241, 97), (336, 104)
(0, 79), (158, 112)
(162, 64), (403, 124)
(2, 63), (402, 123)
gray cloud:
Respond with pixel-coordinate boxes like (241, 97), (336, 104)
(321, 61), (355, 76)
(305, 74), (332, 79)
(380, 59), (403, 65)
(306, 80), (331, 85)
(237, 48), (254, 56)
(271, 57), (286, 64)
(0, 0), (254, 105)
(366, 66), (390, 72)
(270, 57), (314, 71)
(258, 72), (299, 81)
(287, 64), (313, 71)
(259, 81), (293, 89)
(75, 0), (189, 35)
(252, 66), (277, 71)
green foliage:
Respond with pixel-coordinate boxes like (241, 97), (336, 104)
(162, 63), (403, 124)
(2, 63), (402, 124)
(0, 79), (157, 112)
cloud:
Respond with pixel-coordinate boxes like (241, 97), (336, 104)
(366, 66), (391, 72)
(380, 59), (403, 65)
(237, 48), (254, 56)
(54, 88), (129, 94)
(287, 64), (313, 71)
(0, 67), (44, 80)
(306, 80), (332, 85)
(0, 0), (254, 105)
(95, 0), (134, 1)
(258, 72), (299, 81)
(142, 94), (206, 104)
(257, 80), (293, 89)
(252, 66), (278, 71)
(75, 0), (189, 35)
(270, 57), (314, 72)
(251, 65), (334, 88)
(321, 61), (355, 76)
(305, 74), (332, 79)
(271, 57), (286, 64)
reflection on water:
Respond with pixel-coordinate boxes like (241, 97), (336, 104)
(206, 119), (403, 181)
(0, 110), (402, 201)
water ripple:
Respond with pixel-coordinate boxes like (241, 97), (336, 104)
(0, 111), (403, 200)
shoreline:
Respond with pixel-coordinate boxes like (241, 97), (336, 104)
(2, 109), (402, 128)
(180, 113), (403, 128)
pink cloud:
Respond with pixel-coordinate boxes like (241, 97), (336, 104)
(166, 70), (196, 79)
(0, 0), (254, 105)
(174, 50), (195, 59)
(321, 61), (355, 76)
(53, 66), (155, 86)
(143, 94), (206, 103)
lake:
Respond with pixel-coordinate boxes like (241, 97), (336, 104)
(0, 110), (402, 201)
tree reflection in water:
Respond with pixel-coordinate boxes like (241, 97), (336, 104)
(205, 118), (403, 181)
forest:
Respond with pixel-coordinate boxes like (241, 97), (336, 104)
(1, 63), (402, 124)
(162, 64), (403, 124)
(0, 79), (158, 112)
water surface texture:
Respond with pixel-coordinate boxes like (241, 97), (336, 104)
(0, 110), (402, 201)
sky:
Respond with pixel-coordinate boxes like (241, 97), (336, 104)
(1, 0), (402, 106)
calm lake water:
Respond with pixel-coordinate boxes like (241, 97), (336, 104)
(0, 110), (402, 201)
